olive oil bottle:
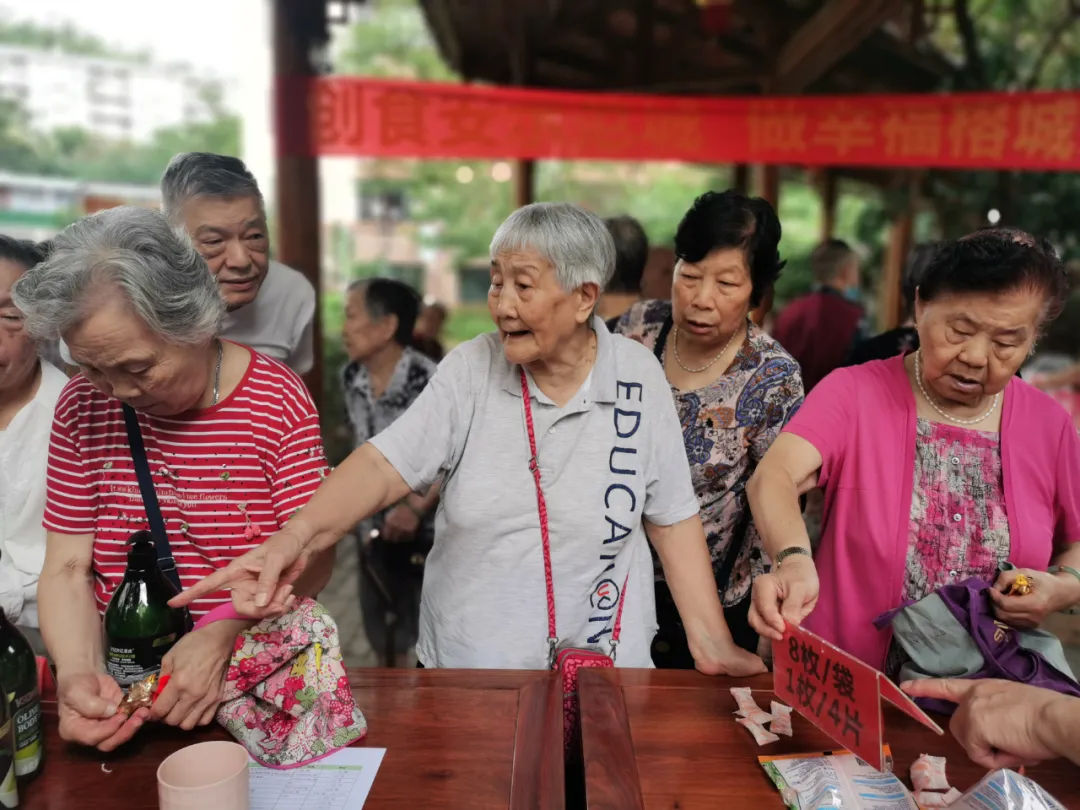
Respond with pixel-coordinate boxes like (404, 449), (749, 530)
(0, 610), (41, 781)
(104, 531), (189, 687)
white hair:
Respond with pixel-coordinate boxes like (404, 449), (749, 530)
(490, 202), (615, 291)
(160, 152), (264, 224)
(11, 206), (225, 345)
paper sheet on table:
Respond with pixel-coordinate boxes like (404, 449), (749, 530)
(249, 748), (386, 809)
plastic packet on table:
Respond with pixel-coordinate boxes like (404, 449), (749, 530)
(760, 747), (916, 810)
(946, 769), (1065, 810)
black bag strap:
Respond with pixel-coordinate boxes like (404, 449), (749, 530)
(653, 314), (674, 363)
(122, 404), (184, 595)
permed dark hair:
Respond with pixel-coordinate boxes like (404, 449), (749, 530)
(673, 190), (785, 309)
(349, 277), (422, 347)
(0, 235), (45, 270)
(920, 228), (1069, 324)
(603, 215), (649, 294)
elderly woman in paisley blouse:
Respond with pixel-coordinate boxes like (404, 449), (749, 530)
(614, 190), (804, 669)
(749, 228), (1080, 675)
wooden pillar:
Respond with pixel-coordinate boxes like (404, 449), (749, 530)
(751, 164), (780, 325)
(755, 164), (780, 208)
(273, 0), (324, 408)
(879, 187), (915, 332)
(820, 170), (838, 242)
(513, 160), (535, 208)
(732, 163), (749, 195)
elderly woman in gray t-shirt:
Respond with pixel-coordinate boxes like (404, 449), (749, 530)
(177, 203), (766, 675)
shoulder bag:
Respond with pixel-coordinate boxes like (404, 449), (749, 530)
(519, 369), (627, 754)
(122, 404), (194, 632)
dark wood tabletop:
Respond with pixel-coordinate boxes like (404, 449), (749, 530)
(579, 669), (1080, 810)
(22, 669), (564, 810)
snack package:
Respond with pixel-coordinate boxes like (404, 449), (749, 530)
(770, 701), (793, 736)
(911, 754), (950, 792)
(731, 686), (767, 715)
(914, 787), (963, 807)
(735, 707), (774, 725)
(914, 789), (957, 807)
(760, 747), (918, 810)
(947, 770), (1064, 810)
(737, 717), (779, 745)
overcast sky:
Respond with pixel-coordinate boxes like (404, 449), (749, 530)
(1, 0), (256, 78)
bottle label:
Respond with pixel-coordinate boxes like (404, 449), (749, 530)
(106, 633), (179, 687)
(6, 689), (40, 777)
(0, 717), (17, 808)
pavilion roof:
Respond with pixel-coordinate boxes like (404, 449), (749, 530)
(416, 0), (954, 96)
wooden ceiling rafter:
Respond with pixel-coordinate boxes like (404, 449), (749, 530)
(772, 0), (909, 93)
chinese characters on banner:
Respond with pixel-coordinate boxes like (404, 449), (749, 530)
(280, 76), (1080, 171)
(773, 623), (942, 772)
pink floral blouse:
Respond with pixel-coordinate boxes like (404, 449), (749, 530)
(903, 418), (1010, 601)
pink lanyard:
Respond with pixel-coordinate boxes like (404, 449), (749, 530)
(519, 368), (627, 664)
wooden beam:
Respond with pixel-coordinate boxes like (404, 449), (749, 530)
(878, 179), (916, 332)
(732, 164), (749, 195)
(820, 171), (838, 241)
(273, 0), (324, 407)
(513, 161), (535, 209)
(754, 164), (780, 207)
(751, 165), (779, 325)
(773, 0), (906, 93)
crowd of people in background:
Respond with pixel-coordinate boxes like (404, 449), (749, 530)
(1, 150), (1079, 766)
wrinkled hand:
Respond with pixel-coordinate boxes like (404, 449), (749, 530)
(690, 635), (768, 677)
(170, 527), (309, 619)
(748, 556), (820, 641)
(991, 568), (1076, 629)
(382, 503), (420, 543)
(57, 671), (148, 752)
(151, 624), (240, 730)
(902, 678), (1065, 768)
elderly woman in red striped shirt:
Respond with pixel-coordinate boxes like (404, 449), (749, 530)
(11, 206), (334, 752)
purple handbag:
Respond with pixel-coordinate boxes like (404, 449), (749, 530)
(875, 578), (1080, 715)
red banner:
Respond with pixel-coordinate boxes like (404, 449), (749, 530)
(283, 76), (1080, 171)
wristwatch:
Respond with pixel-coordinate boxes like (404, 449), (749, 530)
(774, 546), (812, 567)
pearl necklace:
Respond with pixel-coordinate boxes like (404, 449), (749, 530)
(672, 321), (742, 374)
(913, 349), (999, 426)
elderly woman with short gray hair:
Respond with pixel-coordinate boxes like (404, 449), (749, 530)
(12, 206), (333, 752)
(179, 202), (766, 676)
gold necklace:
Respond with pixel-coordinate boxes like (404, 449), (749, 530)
(913, 349), (998, 426)
(672, 322), (741, 374)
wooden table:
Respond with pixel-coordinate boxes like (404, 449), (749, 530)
(23, 669), (564, 810)
(579, 669), (1080, 809)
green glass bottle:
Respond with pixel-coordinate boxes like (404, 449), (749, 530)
(0, 680), (18, 808)
(0, 610), (42, 781)
(104, 531), (189, 687)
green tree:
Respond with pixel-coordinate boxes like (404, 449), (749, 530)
(0, 12), (150, 62)
(926, 0), (1080, 250)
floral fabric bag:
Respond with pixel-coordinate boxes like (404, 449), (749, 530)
(197, 598), (367, 768)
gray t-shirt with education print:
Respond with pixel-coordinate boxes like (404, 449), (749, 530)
(370, 315), (698, 669)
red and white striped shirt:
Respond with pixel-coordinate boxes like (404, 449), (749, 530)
(43, 351), (328, 618)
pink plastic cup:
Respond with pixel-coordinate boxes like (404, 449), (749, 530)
(157, 740), (250, 810)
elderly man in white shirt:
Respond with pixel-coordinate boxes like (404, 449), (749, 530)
(160, 153), (316, 374)
(58, 155), (317, 375)
(0, 236), (66, 655)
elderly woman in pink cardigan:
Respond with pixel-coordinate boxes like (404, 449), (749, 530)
(747, 228), (1080, 673)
